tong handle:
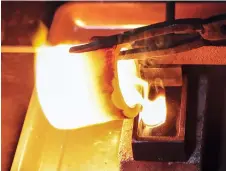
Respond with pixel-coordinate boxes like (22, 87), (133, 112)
(69, 14), (226, 54)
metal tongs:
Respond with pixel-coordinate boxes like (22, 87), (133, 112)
(69, 13), (226, 59)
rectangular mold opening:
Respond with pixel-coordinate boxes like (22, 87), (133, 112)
(132, 77), (188, 162)
(137, 86), (182, 137)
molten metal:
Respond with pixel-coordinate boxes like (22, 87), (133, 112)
(115, 56), (167, 127)
(140, 95), (167, 127)
(34, 22), (122, 129)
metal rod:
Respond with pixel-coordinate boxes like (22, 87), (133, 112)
(166, 2), (175, 22)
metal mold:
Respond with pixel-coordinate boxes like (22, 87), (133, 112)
(132, 77), (189, 162)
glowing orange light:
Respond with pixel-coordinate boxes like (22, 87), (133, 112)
(140, 95), (167, 127)
(116, 53), (167, 127)
(33, 22), (120, 129)
(116, 59), (143, 108)
(33, 22), (166, 130)
(75, 19), (86, 27)
(74, 19), (146, 29)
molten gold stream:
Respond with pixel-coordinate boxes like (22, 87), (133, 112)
(34, 22), (123, 130)
(11, 4), (168, 171)
(114, 53), (167, 127)
(33, 21), (166, 130)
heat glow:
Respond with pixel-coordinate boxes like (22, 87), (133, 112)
(74, 19), (146, 29)
(116, 58), (167, 127)
(34, 23), (120, 129)
(33, 22), (166, 129)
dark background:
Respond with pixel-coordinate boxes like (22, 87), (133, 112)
(1, 1), (226, 171)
